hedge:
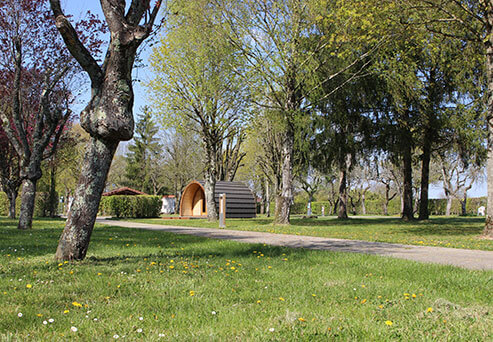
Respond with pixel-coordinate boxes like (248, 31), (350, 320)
(99, 195), (161, 218)
(0, 191), (57, 217)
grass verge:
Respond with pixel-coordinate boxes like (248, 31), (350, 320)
(0, 217), (492, 341)
(128, 216), (493, 251)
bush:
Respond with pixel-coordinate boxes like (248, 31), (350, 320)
(0, 191), (55, 217)
(99, 195), (161, 218)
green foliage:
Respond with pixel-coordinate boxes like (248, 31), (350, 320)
(124, 107), (163, 195)
(99, 195), (161, 218)
(0, 192), (56, 217)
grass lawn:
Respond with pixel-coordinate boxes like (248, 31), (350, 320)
(0, 217), (492, 341)
(128, 216), (493, 251)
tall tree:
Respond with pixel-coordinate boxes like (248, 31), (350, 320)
(403, 0), (491, 235)
(148, 0), (250, 221)
(51, 0), (162, 260)
(0, 125), (21, 218)
(124, 106), (162, 194)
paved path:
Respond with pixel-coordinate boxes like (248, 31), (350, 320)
(97, 219), (493, 271)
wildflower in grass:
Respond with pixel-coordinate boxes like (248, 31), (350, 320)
(279, 297), (285, 301)
(17, 312), (23, 317)
(43, 320), (48, 325)
(412, 294), (416, 298)
(97, 273), (102, 276)
(378, 305), (384, 309)
(211, 311), (216, 315)
(269, 328), (275, 332)
(427, 307), (433, 313)
(48, 318), (54, 323)
(385, 320), (393, 326)
(159, 333), (165, 337)
(312, 294), (316, 297)
(360, 299), (367, 304)
(298, 317), (306, 322)
(113, 334), (119, 339)
(137, 328), (143, 333)
(189, 291), (195, 296)
(37, 313), (43, 317)
(256, 300), (261, 304)
(26, 284), (32, 289)
(139, 317), (144, 321)
(63, 310), (69, 314)
(71, 326), (78, 332)
(72, 302), (83, 308)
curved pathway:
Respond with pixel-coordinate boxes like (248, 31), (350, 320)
(97, 219), (493, 271)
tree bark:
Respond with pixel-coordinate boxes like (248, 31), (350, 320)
(204, 171), (218, 221)
(361, 191), (366, 215)
(6, 187), (18, 219)
(17, 179), (37, 230)
(274, 129), (294, 224)
(48, 160), (57, 217)
(401, 137), (414, 221)
(445, 195), (452, 216)
(55, 138), (117, 260)
(265, 179), (270, 217)
(418, 132), (432, 220)
(337, 168), (348, 219)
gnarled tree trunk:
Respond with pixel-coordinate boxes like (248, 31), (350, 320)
(51, 0), (161, 260)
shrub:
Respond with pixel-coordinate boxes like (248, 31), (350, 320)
(99, 195), (161, 218)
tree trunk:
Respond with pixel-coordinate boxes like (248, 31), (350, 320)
(461, 193), (467, 216)
(6, 187), (18, 219)
(204, 171), (218, 221)
(401, 138), (414, 221)
(361, 191), (366, 215)
(55, 138), (118, 260)
(445, 195), (452, 216)
(337, 168), (348, 219)
(48, 160), (57, 217)
(265, 179), (270, 217)
(384, 183), (391, 215)
(274, 129), (294, 225)
(18, 178), (37, 230)
(418, 135), (431, 220)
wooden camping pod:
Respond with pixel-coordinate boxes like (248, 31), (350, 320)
(179, 181), (256, 218)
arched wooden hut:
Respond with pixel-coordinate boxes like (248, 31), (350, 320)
(180, 181), (256, 218)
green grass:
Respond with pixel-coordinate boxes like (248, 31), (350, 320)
(128, 216), (493, 251)
(0, 217), (492, 341)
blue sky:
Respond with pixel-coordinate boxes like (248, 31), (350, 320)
(61, 1), (486, 199)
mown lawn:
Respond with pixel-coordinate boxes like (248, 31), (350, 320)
(130, 216), (493, 251)
(0, 217), (492, 341)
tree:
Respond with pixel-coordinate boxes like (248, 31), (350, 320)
(124, 106), (162, 195)
(51, 0), (162, 260)
(0, 125), (21, 218)
(0, 0), (76, 229)
(148, 0), (250, 221)
(161, 129), (204, 204)
(403, 0), (491, 235)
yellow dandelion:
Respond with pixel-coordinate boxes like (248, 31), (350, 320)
(378, 305), (384, 309)
(427, 307), (433, 313)
(412, 294), (416, 298)
(189, 291), (195, 297)
(26, 284), (32, 289)
(298, 317), (306, 322)
(97, 273), (102, 276)
(63, 310), (69, 314)
(37, 313), (43, 317)
(169, 265), (174, 269)
(360, 299), (367, 304)
(72, 302), (82, 308)
(279, 297), (285, 301)
(256, 300), (261, 304)
(385, 320), (393, 326)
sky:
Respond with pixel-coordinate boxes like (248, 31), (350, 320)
(61, 1), (486, 199)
